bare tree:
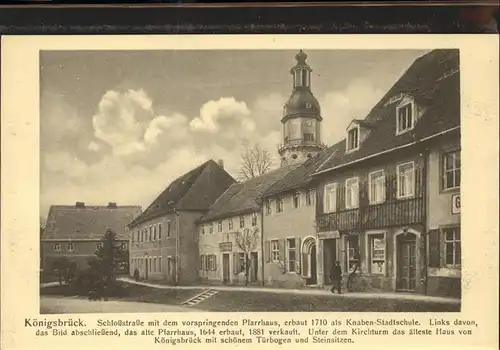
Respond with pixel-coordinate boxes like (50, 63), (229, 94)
(234, 227), (260, 286)
(239, 143), (273, 181)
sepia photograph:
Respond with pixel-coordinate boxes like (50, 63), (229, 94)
(38, 47), (462, 314)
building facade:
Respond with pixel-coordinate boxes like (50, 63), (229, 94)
(260, 147), (336, 288)
(197, 164), (299, 285)
(312, 49), (460, 297)
(128, 160), (235, 285)
(41, 202), (142, 275)
(426, 129), (461, 297)
(198, 212), (262, 285)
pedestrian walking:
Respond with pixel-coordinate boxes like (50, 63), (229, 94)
(330, 260), (343, 294)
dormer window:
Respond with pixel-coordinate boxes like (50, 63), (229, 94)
(396, 100), (415, 135)
(347, 126), (360, 152)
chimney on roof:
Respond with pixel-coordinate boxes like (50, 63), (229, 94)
(75, 202), (85, 208)
(217, 159), (224, 169)
(108, 202), (117, 208)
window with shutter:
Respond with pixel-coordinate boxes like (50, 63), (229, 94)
(428, 229), (441, 267)
(232, 252), (238, 275)
(270, 240), (279, 262)
(280, 239), (286, 271)
(443, 227), (461, 266)
(397, 162), (415, 199)
(295, 237), (301, 273)
(286, 238), (296, 272)
(264, 240), (271, 263)
(324, 183), (338, 213)
(369, 170), (386, 204)
(345, 177), (360, 209)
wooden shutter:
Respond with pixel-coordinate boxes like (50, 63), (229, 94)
(200, 255), (203, 270)
(338, 186), (345, 211)
(264, 240), (270, 263)
(280, 239), (286, 271)
(213, 255), (217, 271)
(232, 252), (239, 274)
(387, 175), (397, 200)
(317, 187), (323, 214)
(428, 229), (441, 267)
(295, 237), (302, 274)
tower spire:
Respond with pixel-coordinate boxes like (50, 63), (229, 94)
(290, 49), (312, 91)
(278, 50), (326, 167)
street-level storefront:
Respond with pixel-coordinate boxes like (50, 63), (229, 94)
(317, 225), (426, 294)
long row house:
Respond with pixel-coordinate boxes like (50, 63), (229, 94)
(43, 49), (460, 298)
(126, 49), (461, 298)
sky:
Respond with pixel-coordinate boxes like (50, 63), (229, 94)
(40, 49), (429, 218)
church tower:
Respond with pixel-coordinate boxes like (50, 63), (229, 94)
(278, 50), (325, 167)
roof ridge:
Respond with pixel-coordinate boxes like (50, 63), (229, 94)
(208, 182), (241, 207)
(237, 163), (299, 184)
(313, 140), (345, 173)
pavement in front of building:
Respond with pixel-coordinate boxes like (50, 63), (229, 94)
(40, 296), (199, 314)
(117, 277), (460, 305)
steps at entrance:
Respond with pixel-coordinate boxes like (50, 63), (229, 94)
(181, 289), (219, 306)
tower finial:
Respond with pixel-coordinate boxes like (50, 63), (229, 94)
(295, 50), (307, 64)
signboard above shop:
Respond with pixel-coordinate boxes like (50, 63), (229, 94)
(219, 242), (233, 252)
(452, 194), (460, 214)
(318, 230), (340, 240)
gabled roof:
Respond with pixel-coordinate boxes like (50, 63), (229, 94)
(314, 49), (460, 175)
(129, 160), (235, 226)
(260, 144), (342, 198)
(346, 119), (377, 130)
(43, 205), (142, 240)
(199, 163), (301, 223)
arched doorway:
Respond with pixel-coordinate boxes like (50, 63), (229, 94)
(396, 232), (417, 291)
(302, 237), (317, 285)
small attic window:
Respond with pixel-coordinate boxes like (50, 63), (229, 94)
(305, 102), (312, 109)
(396, 100), (415, 135)
(346, 125), (360, 152)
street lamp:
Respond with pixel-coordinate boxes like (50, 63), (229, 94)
(144, 252), (149, 280)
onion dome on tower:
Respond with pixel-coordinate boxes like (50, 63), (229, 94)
(278, 50), (326, 167)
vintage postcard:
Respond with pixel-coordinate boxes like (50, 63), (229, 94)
(1, 35), (498, 349)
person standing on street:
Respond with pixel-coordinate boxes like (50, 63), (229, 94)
(330, 260), (343, 294)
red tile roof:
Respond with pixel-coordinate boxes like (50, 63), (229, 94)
(199, 163), (301, 222)
(260, 144), (341, 197)
(313, 49), (460, 175)
(129, 159), (235, 226)
(43, 205), (142, 240)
